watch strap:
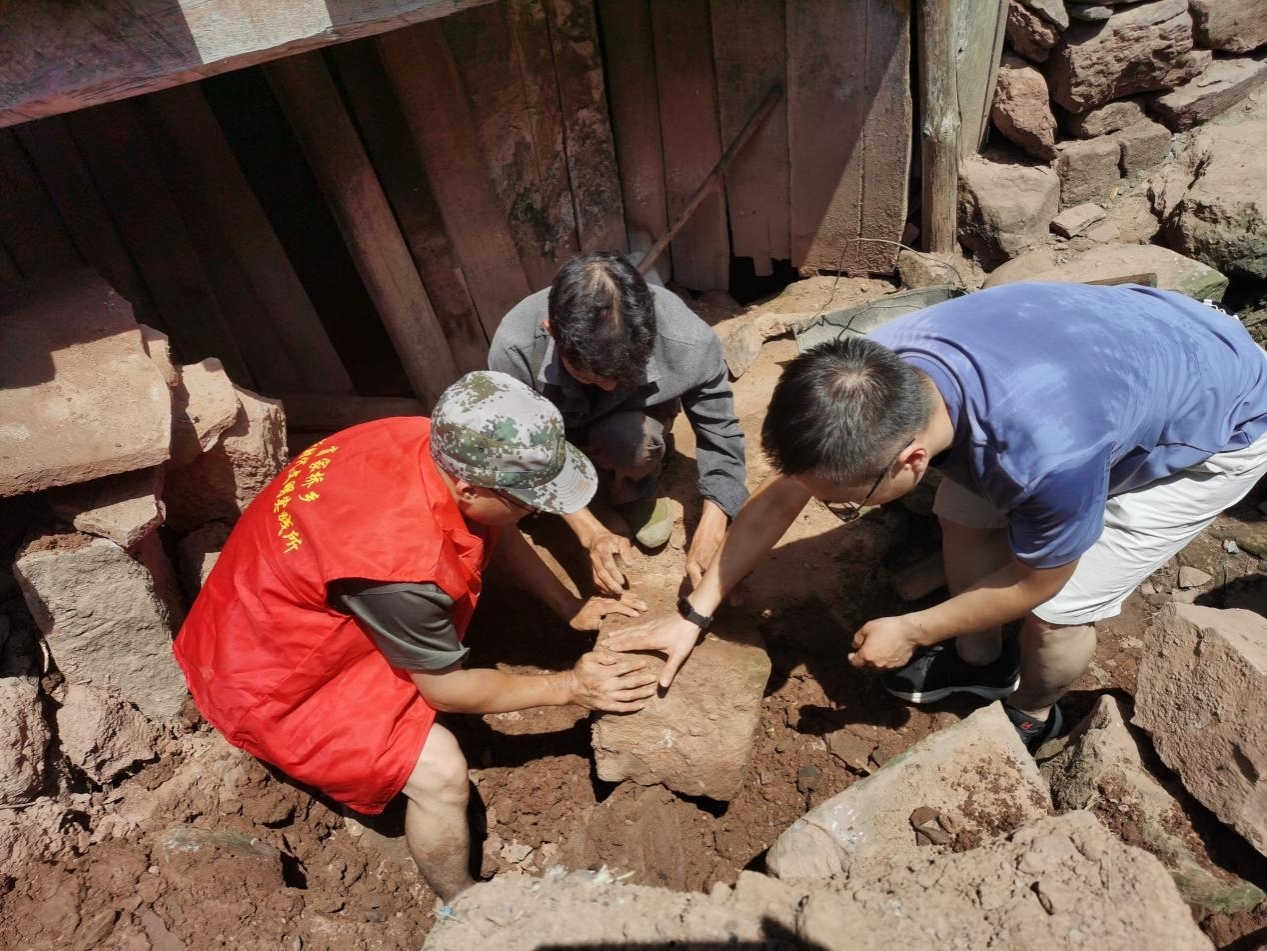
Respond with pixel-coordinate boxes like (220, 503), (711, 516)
(677, 596), (713, 630)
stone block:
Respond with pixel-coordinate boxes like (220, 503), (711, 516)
(0, 674), (50, 805)
(1007, 1), (1061, 63)
(1135, 603), (1267, 857)
(1043, 695), (1266, 915)
(1046, 0), (1208, 112)
(163, 386), (288, 531)
(1068, 2), (1113, 20)
(1105, 193), (1161, 243)
(57, 683), (160, 784)
(1149, 55), (1267, 132)
(139, 324), (179, 389)
(1018, 0), (1070, 29)
(1163, 119), (1267, 281)
(992, 55), (1059, 159)
(47, 467), (165, 550)
(896, 250), (981, 291)
(958, 151), (1061, 269)
(1115, 118), (1172, 176)
(1190, 0), (1267, 54)
(984, 241), (1229, 299)
(1056, 136), (1122, 207)
(713, 317), (763, 381)
(171, 358), (241, 466)
(176, 521), (232, 600)
(0, 271), (171, 498)
(14, 533), (187, 720)
(765, 703), (1051, 883)
(1062, 97), (1146, 137)
(1051, 202), (1107, 237)
(592, 553), (770, 801)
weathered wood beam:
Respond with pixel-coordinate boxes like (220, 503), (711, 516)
(0, 0), (495, 129)
(919, 0), (960, 254)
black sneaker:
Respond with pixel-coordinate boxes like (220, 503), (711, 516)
(883, 638), (1020, 704)
(1005, 703), (1064, 752)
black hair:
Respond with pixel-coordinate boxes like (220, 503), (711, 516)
(761, 336), (935, 482)
(547, 252), (655, 388)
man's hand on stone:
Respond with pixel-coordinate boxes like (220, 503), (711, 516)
(848, 614), (925, 669)
(684, 499), (727, 589)
(568, 648), (659, 712)
(588, 531), (633, 596)
(604, 614), (701, 689)
(568, 591), (646, 632)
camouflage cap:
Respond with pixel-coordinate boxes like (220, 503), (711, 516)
(430, 370), (597, 515)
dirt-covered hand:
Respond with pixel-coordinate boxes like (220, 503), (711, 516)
(848, 614), (924, 669)
(568, 591), (647, 632)
(588, 531), (632, 596)
(568, 648), (659, 712)
(603, 613), (702, 689)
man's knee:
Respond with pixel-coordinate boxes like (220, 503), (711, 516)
(403, 723), (468, 806)
(585, 411), (665, 476)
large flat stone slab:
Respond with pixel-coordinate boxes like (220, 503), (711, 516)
(1135, 603), (1267, 857)
(424, 813), (1211, 951)
(47, 467), (165, 550)
(1046, 0), (1208, 112)
(983, 241), (1229, 300)
(0, 271), (171, 498)
(1149, 55), (1267, 132)
(593, 552), (770, 800)
(1043, 695), (1266, 915)
(765, 703), (1051, 883)
(14, 533), (187, 720)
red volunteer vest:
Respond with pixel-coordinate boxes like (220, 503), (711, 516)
(174, 417), (490, 814)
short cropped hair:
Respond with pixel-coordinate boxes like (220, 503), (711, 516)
(547, 252), (655, 388)
(761, 336), (935, 483)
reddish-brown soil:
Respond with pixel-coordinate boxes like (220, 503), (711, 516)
(1, 296), (1266, 950)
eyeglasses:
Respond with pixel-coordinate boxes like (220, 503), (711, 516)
(493, 488), (535, 514)
(821, 441), (912, 524)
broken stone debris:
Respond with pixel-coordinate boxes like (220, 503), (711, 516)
(1042, 695), (1266, 916)
(163, 385), (288, 531)
(984, 241), (1229, 300)
(958, 151), (1060, 269)
(0, 673), (50, 806)
(170, 357), (241, 466)
(992, 55), (1059, 159)
(56, 683), (161, 784)
(1046, 0), (1209, 113)
(765, 703), (1051, 883)
(47, 467), (165, 551)
(425, 813), (1211, 951)
(0, 271), (172, 498)
(1148, 55), (1267, 132)
(1135, 603), (1267, 858)
(14, 532), (187, 721)
(1050, 201), (1106, 237)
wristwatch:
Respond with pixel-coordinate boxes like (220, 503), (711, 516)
(677, 596), (713, 630)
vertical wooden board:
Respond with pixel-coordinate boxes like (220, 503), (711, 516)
(139, 93), (304, 394)
(709, 0), (790, 275)
(0, 130), (81, 281)
(650, 0), (729, 291)
(145, 83), (355, 394)
(15, 116), (154, 315)
(442, 1), (577, 288)
(858, 0), (912, 274)
(596, 0), (669, 276)
(265, 52), (458, 406)
(378, 22), (532, 339)
(66, 101), (252, 379)
(330, 40), (488, 375)
(954, 0), (1007, 158)
(545, 0), (627, 254)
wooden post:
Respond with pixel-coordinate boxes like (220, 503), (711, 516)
(265, 52), (458, 407)
(919, 0), (960, 255)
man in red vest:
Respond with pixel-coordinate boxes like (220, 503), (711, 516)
(175, 371), (653, 903)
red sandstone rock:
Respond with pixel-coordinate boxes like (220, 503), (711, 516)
(1149, 54), (1267, 132)
(57, 683), (161, 784)
(958, 150), (1060, 269)
(1007, 1), (1061, 62)
(991, 55), (1059, 159)
(1190, 0), (1267, 54)
(1115, 117), (1172, 175)
(1055, 135), (1122, 206)
(47, 467), (165, 550)
(0, 272), (171, 498)
(1062, 97), (1146, 137)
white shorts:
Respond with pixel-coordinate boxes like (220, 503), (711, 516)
(932, 431), (1267, 625)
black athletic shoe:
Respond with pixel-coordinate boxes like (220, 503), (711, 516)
(883, 638), (1020, 704)
(1005, 703), (1064, 752)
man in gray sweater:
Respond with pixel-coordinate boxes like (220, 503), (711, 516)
(488, 252), (747, 594)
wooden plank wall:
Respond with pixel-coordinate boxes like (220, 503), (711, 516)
(0, 0), (922, 427)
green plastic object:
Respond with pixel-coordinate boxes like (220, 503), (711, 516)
(795, 285), (963, 353)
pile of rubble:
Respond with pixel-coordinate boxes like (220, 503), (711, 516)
(0, 270), (287, 802)
(428, 599), (1267, 950)
(950, 0), (1267, 296)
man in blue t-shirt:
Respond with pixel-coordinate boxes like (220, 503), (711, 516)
(606, 283), (1267, 750)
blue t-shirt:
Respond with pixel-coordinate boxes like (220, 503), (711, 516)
(871, 283), (1267, 568)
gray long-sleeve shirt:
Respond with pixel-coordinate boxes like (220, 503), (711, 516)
(488, 285), (749, 517)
